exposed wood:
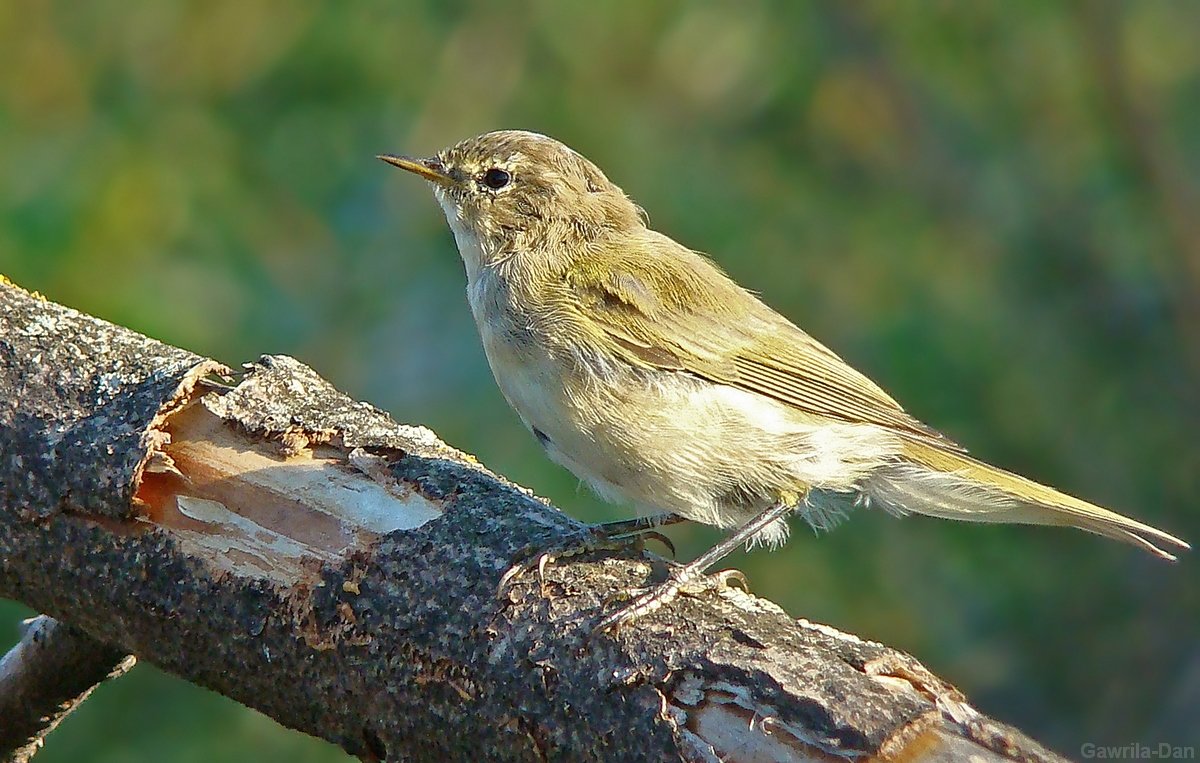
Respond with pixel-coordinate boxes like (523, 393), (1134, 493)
(0, 278), (1071, 762)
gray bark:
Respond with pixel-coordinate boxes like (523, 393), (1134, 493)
(0, 279), (1071, 762)
(0, 616), (134, 762)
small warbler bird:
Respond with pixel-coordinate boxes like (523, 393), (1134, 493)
(381, 131), (1187, 626)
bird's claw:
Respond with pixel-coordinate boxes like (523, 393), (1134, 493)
(497, 524), (668, 599)
(592, 567), (751, 635)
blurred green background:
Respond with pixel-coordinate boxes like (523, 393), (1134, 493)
(2, 1), (1198, 759)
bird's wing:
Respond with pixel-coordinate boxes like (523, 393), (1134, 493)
(567, 234), (964, 451)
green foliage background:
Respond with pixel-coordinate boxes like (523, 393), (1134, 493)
(2, 1), (1197, 758)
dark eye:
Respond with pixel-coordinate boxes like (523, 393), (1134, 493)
(481, 168), (511, 190)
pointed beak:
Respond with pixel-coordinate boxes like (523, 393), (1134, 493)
(377, 154), (453, 185)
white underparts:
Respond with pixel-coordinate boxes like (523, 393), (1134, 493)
(864, 462), (1021, 522)
(433, 187), (1031, 550)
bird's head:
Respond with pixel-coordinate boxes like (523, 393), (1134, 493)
(380, 130), (643, 272)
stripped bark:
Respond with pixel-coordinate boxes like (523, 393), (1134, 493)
(0, 279), (1071, 762)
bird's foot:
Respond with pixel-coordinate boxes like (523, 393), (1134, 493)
(590, 500), (793, 633)
(592, 567), (750, 634)
(497, 516), (680, 598)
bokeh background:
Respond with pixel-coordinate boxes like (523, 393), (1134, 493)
(2, 1), (1198, 759)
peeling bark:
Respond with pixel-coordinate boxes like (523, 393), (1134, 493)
(0, 279), (1071, 762)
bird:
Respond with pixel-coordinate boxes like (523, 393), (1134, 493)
(380, 130), (1188, 628)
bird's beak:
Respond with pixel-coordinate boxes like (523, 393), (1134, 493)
(377, 154), (453, 185)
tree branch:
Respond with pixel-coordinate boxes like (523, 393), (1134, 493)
(0, 616), (134, 763)
(0, 278), (1070, 762)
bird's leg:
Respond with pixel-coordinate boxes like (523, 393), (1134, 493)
(593, 501), (795, 634)
(498, 513), (689, 595)
(592, 513), (690, 538)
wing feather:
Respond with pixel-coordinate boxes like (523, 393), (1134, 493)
(567, 236), (963, 451)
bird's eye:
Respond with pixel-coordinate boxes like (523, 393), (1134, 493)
(481, 168), (511, 190)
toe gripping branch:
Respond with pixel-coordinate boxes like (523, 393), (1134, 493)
(591, 502), (791, 633)
(497, 513), (686, 596)
(499, 503), (794, 635)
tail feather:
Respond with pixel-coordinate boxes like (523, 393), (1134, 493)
(865, 441), (1190, 561)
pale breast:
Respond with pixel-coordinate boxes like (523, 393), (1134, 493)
(469, 269), (573, 438)
(463, 259), (900, 534)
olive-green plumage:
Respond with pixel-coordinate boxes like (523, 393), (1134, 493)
(381, 130), (1188, 561)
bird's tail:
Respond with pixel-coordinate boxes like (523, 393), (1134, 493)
(864, 440), (1189, 561)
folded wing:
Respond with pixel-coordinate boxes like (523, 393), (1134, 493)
(566, 234), (963, 451)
